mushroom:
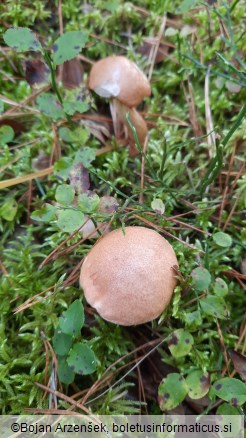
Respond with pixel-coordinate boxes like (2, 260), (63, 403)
(80, 226), (178, 326)
(88, 56), (151, 155)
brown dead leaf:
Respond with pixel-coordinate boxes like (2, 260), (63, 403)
(32, 151), (50, 171)
(25, 59), (50, 86)
(61, 58), (84, 89)
(228, 349), (246, 381)
(81, 119), (111, 144)
(98, 196), (119, 214)
(0, 119), (24, 135)
(69, 163), (90, 194)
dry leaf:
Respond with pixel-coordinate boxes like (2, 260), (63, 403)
(62, 58), (84, 89)
(25, 59), (49, 86)
(228, 349), (246, 381)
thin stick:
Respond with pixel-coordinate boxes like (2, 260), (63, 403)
(216, 319), (230, 376)
(148, 13), (167, 80)
(132, 214), (198, 251)
(83, 336), (169, 406)
(222, 191), (240, 231)
(14, 284), (56, 314)
(35, 382), (92, 415)
(0, 167), (54, 189)
(205, 67), (216, 157)
(0, 85), (50, 117)
(58, 0), (63, 35)
(0, 146), (111, 190)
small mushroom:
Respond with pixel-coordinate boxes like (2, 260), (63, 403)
(80, 226), (178, 326)
(88, 56), (151, 155)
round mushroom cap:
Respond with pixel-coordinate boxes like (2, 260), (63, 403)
(88, 56), (151, 107)
(80, 226), (178, 326)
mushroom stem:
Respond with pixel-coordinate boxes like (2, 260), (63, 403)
(109, 98), (129, 140)
(123, 107), (148, 156)
(109, 99), (148, 156)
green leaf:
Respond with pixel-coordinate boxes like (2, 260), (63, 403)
(54, 157), (73, 180)
(0, 100), (4, 113)
(168, 329), (194, 358)
(213, 232), (232, 248)
(0, 125), (15, 145)
(180, 25), (197, 38)
(216, 402), (242, 415)
(57, 357), (75, 384)
(59, 299), (84, 336)
(184, 310), (202, 330)
(3, 27), (42, 52)
(77, 192), (100, 212)
(59, 127), (74, 142)
(63, 100), (88, 116)
(214, 278), (228, 297)
(53, 326), (73, 356)
(200, 295), (229, 319)
(67, 342), (97, 375)
(151, 198), (165, 214)
(216, 403), (243, 438)
(59, 127), (89, 144)
(104, 0), (120, 12)
(186, 370), (210, 399)
(74, 148), (95, 168)
(165, 27), (179, 37)
(191, 267), (211, 291)
(211, 378), (246, 406)
(37, 93), (65, 120)
(55, 184), (75, 206)
(158, 373), (188, 411)
(178, 0), (199, 13)
(52, 31), (88, 65)
(57, 208), (84, 233)
(0, 198), (18, 221)
(31, 204), (56, 222)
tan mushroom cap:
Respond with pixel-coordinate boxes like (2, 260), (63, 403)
(88, 56), (151, 107)
(80, 226), (178, 326)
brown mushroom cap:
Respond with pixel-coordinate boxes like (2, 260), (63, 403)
(88, 56), (151, 107)
(80, 226), (178, 326)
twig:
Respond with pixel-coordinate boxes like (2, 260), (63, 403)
(34, 382), (94, 415)
(216, 319), (230, 376)
(83, 337), (169, 406)
(0, 167), (54, 189)
(132, 214), (199, 251)
(58, 0), (63, 35)
(205, 67), (216, 156)
(14, 284), (55, 314)
(0, 85), (50, 117)
(147, 13), (167, 80)
(222, 191), (240, 231)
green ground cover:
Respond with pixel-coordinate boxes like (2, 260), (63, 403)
(0, 0), (245, 416)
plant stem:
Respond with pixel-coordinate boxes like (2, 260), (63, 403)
(200, 103), (246, 195)
(126, 112), (156, 180)
(43, 51), (63, 104)
(221, 103), (246, 147)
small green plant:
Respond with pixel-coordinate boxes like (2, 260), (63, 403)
(53, 299), (97, 384)
(158, 372), (246, 412)
(31, 147), (118, 234)
(3, 27), (89, 119)
(1, 0), (245, 416)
